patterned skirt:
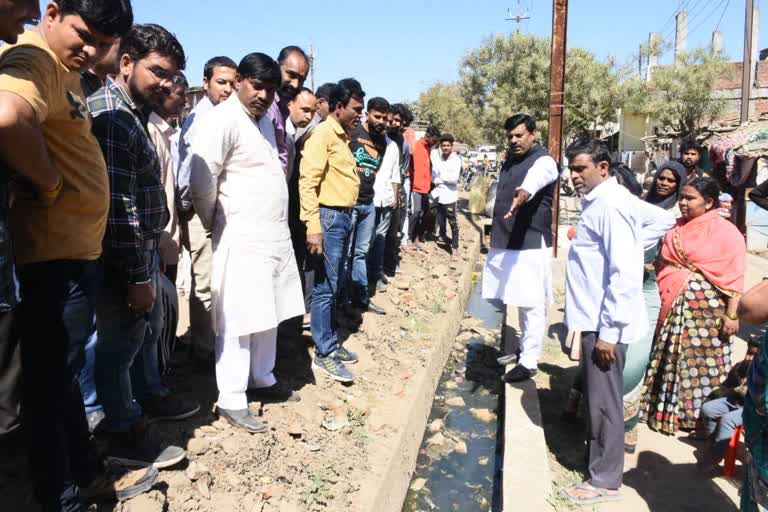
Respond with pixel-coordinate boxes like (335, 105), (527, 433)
(640, 272), (732, 434)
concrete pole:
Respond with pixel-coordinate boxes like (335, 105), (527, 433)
(548, 0), (568, 258)
(674, 11), (688, 67)
(741, 0), (756, 124)
(647, 32), (660, 82)
(712, 31), (723, 56)
(752, 4), (760, 65)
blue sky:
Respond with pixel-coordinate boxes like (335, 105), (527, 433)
(109, 0), (767, 102)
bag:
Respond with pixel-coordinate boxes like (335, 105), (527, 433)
(484, 180), (498, 218)
(157, 273), (178, 375)
(469, 176), (492, 215)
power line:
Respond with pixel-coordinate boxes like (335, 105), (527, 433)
(687, 0), (730, 40)
(714, 0), (732, 32)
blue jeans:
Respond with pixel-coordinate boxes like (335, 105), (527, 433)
(96, 250), (166, 432)
(311, 207), (352, 358)
(343, 203), (376, 306)
(369, 206), (393, 281)
(79, 320), (101, 415)
(701, 396), (743, 458)
(17, 259), (103, 512)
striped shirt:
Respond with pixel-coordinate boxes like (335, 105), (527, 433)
(88, 77), (169, 284)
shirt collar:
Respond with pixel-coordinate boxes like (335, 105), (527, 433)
(584, 176), (617, 202)
(106, 76), (149, 122)
(327, 115), (349, 140)
(149, 112), (174, 136)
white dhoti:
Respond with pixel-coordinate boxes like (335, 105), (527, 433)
(213, 238), (304, 409)
(482, 243), (552, 369)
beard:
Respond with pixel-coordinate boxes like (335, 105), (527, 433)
(128, 75), (164, 110)
(369, 122), (387, 135)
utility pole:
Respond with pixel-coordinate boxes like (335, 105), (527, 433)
(505, 1), (531, 34)
(548, 0), (568, 258)
(741, 0), (756, 124)
(309, 44), (316, 92)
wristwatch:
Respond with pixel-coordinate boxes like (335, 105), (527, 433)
(725, 311), (738, 321)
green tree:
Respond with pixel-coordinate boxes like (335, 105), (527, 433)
(458, 33), (622, 148)
(414, 82), (481, 145)
(634, 47), (728, 137)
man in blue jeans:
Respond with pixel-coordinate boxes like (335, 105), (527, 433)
(1, 2), (160, 509)
(89, 24), (196, 469)
(343, 97), (392, 315)
(299, 79), (365, 383)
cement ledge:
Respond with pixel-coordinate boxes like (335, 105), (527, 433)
(502, 305), (552, 512)
(354, 218), (483, 512)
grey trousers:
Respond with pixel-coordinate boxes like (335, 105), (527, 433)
(582, 332), (627, 489)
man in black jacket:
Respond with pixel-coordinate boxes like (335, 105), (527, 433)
(482, 114), (559, 382)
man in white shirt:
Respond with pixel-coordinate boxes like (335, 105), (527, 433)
(368, 128), (401, 291)
(562, 139), (657, 505)
(188, 53), (305, 433)
(148, 75), (187, 283)
(483, 114), (559, 382)
(430, 134), (461, 258)
(176, 56), (237, 369)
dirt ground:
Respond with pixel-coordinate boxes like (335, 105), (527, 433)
(0, 206), (485, 512)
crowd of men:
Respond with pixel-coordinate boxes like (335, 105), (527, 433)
(0, 1), (465, 510)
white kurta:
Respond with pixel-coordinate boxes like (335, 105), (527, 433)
(482, 154), (559, 307)
(188, 94), (304, 339)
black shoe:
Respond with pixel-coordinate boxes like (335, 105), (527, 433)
(379, 273), (391, 285)
(81, 459), (158, 502)
(363, 301), (386, 315)
(101, 423), (186, 469)
(502, 364), (537, 383)
(140, 394), (200, 423)
(217, 407), (268, 434)
(249, 381), (301, 402)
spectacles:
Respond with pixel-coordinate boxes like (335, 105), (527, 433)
(139, 61), (184, 86)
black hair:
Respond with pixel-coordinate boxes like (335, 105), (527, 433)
(565, 138), (612, 167)
(426, 125), (441, 138)
(120, 24), (186, 70)
(367, 97), (390, 113)
(277, 46), (309, 66)
(609, 162), (642, 197)
(237, 53), (281, 84)
(330, 78), (365, 109)
(315, 83), (335, 102)
(295, 87), (314, 97)
(57, 0), (133, 37)
(392, 103), (414, 125)
(679, 138), (703, 156)
(504, 113), (536, 133)
(176, 72), (188, 88)
(203, 56), (237, 81)
(685, 177), (721, 208)
(440, 133), (455, 144)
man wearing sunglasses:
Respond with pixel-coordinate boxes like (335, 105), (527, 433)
(88, 23), (197, 469)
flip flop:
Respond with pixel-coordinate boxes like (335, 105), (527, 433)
(563, 482), (623, 505)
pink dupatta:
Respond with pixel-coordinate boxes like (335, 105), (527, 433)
(656, 209), (746, 327)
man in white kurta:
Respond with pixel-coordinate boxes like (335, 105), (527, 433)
(189, 54), (304, 433)
(482, 115), (559, 382)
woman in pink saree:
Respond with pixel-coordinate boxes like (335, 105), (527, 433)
(640, 177), (746, 434)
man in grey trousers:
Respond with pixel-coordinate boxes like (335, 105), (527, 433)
(561, 139), (650, 505)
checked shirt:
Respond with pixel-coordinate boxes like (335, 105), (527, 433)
(88, 77), (169, 284)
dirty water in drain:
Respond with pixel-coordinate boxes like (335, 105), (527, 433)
(402, 271), (506, 512)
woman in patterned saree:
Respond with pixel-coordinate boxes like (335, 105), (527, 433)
(640, 177), (746, 434)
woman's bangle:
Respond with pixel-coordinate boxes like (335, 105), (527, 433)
(725, 311), (738, 321)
